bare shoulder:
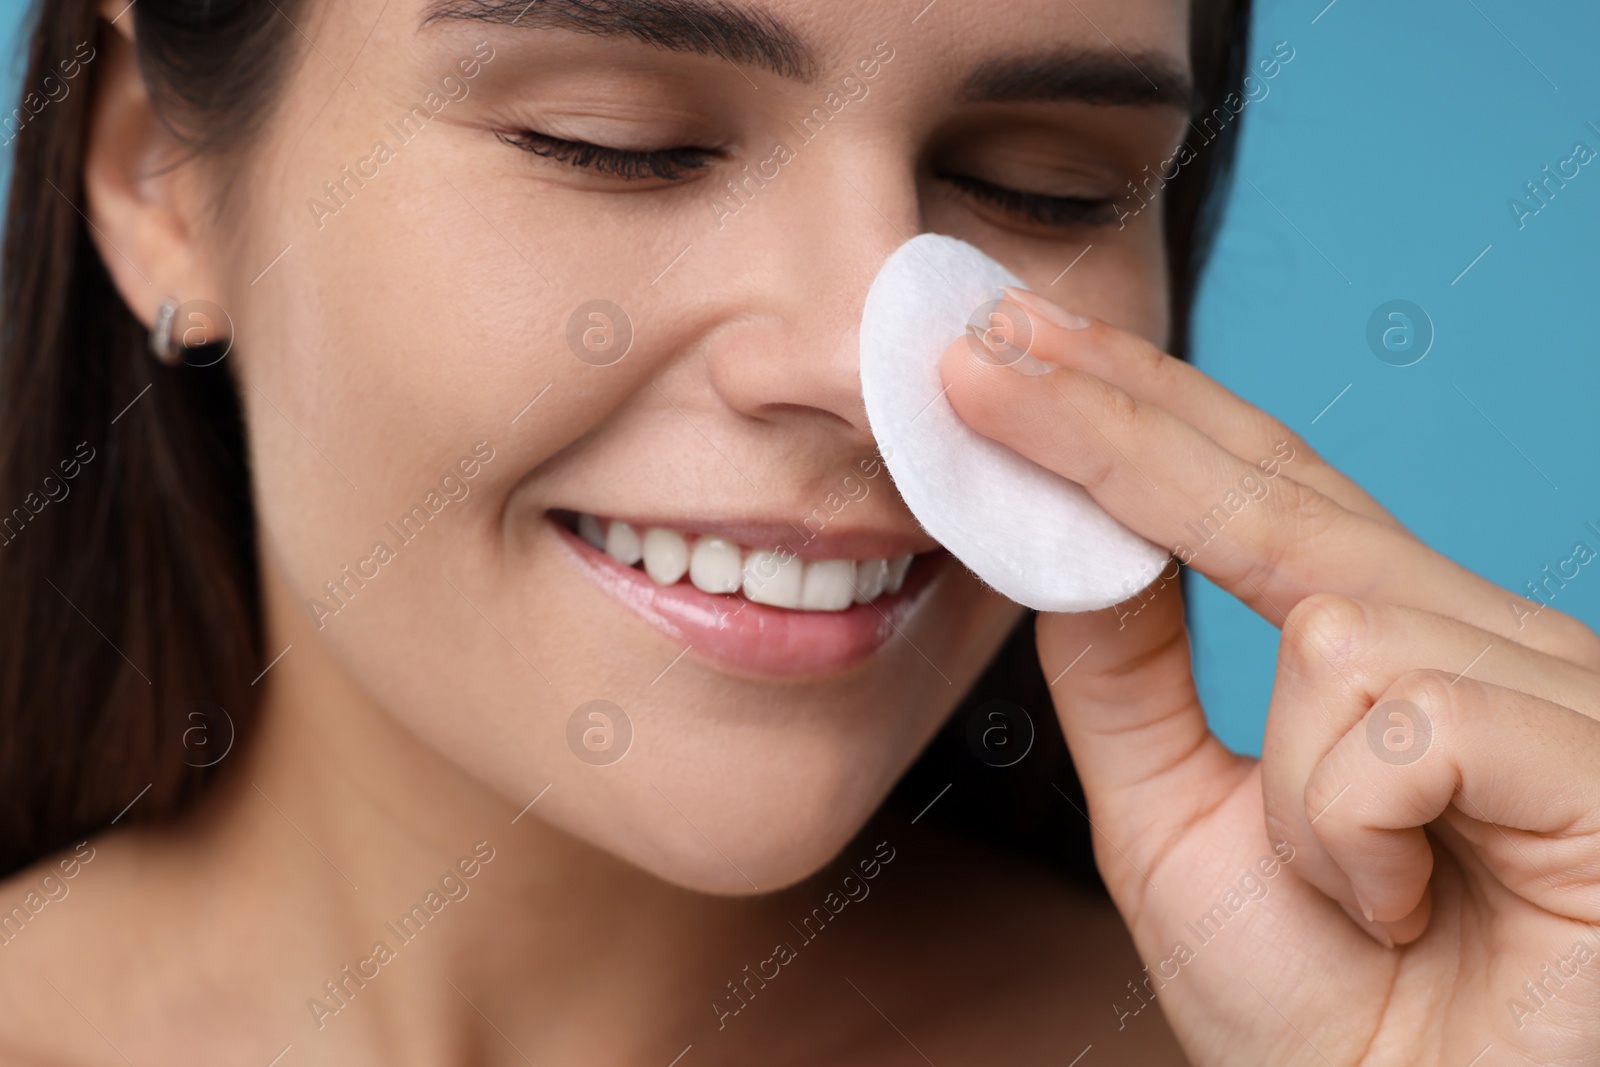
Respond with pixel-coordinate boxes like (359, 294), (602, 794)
(0, 836), (127, 1065)
(0, 831), (276, 1067)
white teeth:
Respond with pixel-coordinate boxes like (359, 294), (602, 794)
(853, 558), (888, 603)
(604, 519), (643, 565)
(575, 512), (919, 610)
(799, 559), (856, 611)
(641, 526), (690, 586)
(889, 550), (915, 591)
(885, 553), (914, 594)
(743, 549), (804, 608)
(577, 512), (606, 550)
(689, 537), (743, 594)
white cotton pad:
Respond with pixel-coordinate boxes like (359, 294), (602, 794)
(858, 233), (1167, 613)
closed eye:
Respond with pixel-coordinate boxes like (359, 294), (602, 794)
(497, 129), (718, 181)
(497, 129), (1121, 229)
(936, 171), (1120, 228)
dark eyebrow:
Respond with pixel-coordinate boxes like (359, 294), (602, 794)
(960, 49), (1196, 112)
(419, 0), (818, 81)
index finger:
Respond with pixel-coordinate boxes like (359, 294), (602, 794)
(997, 286), (1405, 532)
(938, 316), (1592, 663)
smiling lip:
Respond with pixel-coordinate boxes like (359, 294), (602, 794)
(548, 515), (946, 680)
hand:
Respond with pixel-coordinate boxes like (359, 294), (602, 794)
(939, 288), (1600, 1066)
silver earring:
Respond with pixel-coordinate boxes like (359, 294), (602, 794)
(150, 298), (182, 366)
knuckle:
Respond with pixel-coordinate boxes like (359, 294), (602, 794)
(1132, 333), (1178, 385)
(1238, 534), (1293, 604)
(1237, 480), (1339, 593)
(1091, 375), (1141, 431)
(1383, 668), (1457, 720)
(1073, 445), (1119, 493)
(1281, 593), (1370, 675)
(1280, 477), (1345, 538)
(1536, 611), (1600, 672)
(1052, 376), (1135, 491)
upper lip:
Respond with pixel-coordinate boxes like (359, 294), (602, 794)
(549, 508), (939, 561)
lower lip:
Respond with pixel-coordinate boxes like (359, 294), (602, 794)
(549, 517), (945, 680)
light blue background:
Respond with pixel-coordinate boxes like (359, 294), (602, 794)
(2, 0), (1596, 754)
(1188, 0), (1600, 753)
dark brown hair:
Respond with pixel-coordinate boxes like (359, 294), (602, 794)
(0, 0), (306, 875)
(0, 0), (1253, 877)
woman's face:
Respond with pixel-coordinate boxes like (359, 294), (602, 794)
(192, 0), (1189, 891)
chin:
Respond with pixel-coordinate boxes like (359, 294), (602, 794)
(567, 738), (918, 896)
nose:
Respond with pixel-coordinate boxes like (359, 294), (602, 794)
(692, 147), (915, 444)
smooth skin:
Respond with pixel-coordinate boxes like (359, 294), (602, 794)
(1, 0), (1195, 1062)
(0, 0), (1595, 1061)
(943, 288), (1600, 1064)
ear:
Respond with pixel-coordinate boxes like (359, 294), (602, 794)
(82, 2), (212, 332)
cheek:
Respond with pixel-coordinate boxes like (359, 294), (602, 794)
(215, 74), (1034, 894)
(1057, 220), (1172, 350)
(231, 116), (658, 605)
(223, 120), (678, 849)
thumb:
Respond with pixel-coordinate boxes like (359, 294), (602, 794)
(1039, 568), (1251, 898)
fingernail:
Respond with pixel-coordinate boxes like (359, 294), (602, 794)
(1351, 892), (1395, 948)
(1000, 285), (1090, 330)
(1338, 899), (1394, 948)
(964, 323), (1056, 376)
